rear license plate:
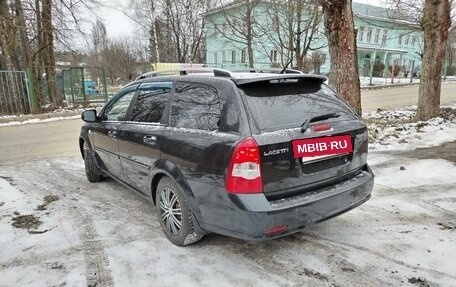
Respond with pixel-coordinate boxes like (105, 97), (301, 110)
(292, 135), (352, 160)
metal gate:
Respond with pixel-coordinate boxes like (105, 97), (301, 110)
(62, 67), (108, 104)
(0, 70), (31, 115)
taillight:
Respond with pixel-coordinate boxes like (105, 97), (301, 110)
(225, 137), (263, 194)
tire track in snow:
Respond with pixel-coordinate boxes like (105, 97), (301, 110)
(1, 159), (115, 287)
(297, 231), (456, 282)
(38, 160), (115, 287)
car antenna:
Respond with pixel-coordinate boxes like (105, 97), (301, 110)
(279, 60), (293, 74)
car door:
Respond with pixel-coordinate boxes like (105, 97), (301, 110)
(118, 81), (173, 194)
(92, 85), (138, 181)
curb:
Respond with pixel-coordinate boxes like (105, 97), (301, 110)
(361, 79), (456, 91)
(361, 82), (419, 91)
(0, 110), (82, 124)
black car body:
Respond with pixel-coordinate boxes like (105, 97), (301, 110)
(79, 69), (374, 246)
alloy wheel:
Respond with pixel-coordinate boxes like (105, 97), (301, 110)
(159, 186), (183, 236)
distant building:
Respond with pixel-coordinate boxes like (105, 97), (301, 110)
(205, 2), (422, 78)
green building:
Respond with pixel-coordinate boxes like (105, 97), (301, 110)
(205, 2), (422, 78)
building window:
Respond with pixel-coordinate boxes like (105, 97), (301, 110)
(382, 29), (388, 45)
(398, 35), (403, 45)
(241, 49), (246, 64)
(213, 52), (218, 65)
(358, 27), (364, 42)
(270, 50), (278, 63)
(321, 54), (327, 65)
(273, 16), (279, 32)
(405, 35), (410, 46)
(231, 50), (236, 64)
(366, 28), (372, 42)
(374, 29), (380, 44)
(411, 36), (416, 47)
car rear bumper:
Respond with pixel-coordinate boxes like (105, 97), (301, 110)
(200, 164), (374, 240)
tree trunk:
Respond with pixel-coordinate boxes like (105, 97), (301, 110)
(14, 0), (32, 69)
(416, 0), (451, 121)
(322, 0), (362, 115)
(295, 0), (303, 70)
(0, 0), (10, 69)
(14, 0), (34, 113)
(42, 0), (59, 106)
(0, 0), (21, 70)
(246, 4), (254, 68)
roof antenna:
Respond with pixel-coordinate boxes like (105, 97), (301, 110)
(279, 59), (293, 74)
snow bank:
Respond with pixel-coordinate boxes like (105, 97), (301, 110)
(364, 105), (456, 151)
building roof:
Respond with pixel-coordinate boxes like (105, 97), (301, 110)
(352, 2), (419, 27)
(352, 3), (390, 18)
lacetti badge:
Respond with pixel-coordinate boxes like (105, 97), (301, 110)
(292, 135), (352, 158)
(263, 148), (289, 157)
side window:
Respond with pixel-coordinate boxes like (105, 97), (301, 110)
(104, 88), (137, 121)
(170, 82), (222, 131)
(130, 82), (173, 123)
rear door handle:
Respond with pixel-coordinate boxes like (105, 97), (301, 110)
(108, 130), (117, 138)
(143, 135), (157, 144)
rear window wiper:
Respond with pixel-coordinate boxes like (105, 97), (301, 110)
(300, 112), (340, 133)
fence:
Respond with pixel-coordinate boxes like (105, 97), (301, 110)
(204, 61), (273, 70)
(61, 67), (108, 104)
(0, 70), (32, 115)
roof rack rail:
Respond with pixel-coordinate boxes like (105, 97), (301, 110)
(229, 68), (303, 74)
(136, 67), (237, 80)
(134, 67), (304, 81)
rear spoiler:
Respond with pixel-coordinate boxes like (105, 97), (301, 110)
(232, 74), (327, 86)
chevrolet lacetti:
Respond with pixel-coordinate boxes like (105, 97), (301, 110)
(79, 69), (374, 246)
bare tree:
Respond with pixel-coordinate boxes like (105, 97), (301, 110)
(92, 19), (107, 62)
(259, 0), (325, 70)
(100, 37), (144, 83)
(207, 0), (262, 68)
(415, 0), (451, 120)
(387, 0), (453, 120)
(321, 0), (362, 115)
(0, 0), (104, 112)
(0, 0), (21, 70)
(124, 0), (209, 65)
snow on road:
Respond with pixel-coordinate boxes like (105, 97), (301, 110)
(0, 115), (81, 127)
(1, 106), (456, 287)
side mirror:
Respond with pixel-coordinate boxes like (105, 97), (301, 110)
(81, 109), (98, 122)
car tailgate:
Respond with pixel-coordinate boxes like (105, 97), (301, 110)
(252, 119), (368, 200)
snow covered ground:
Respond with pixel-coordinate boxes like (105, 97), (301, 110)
(1, 106), (456, 287)
(360, 76), (455, 87)
(360, 76), (419, 87)
(0, 115), (81, 127)
(365, 105), (456, 151)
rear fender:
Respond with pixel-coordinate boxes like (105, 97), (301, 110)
(149, 160), (208, 235)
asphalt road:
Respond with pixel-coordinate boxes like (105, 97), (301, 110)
(0, 82), (455, 163)
(0, 119), (82, 163)
(362, 81), (456, 112)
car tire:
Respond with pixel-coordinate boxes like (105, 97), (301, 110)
(156, 176), (203, 246)
(83, 142), (103, 183)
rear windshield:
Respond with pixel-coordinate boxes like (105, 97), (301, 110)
(238, 79), (356, 132)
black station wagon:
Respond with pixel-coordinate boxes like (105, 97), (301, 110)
(79, 69), (374, 246)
